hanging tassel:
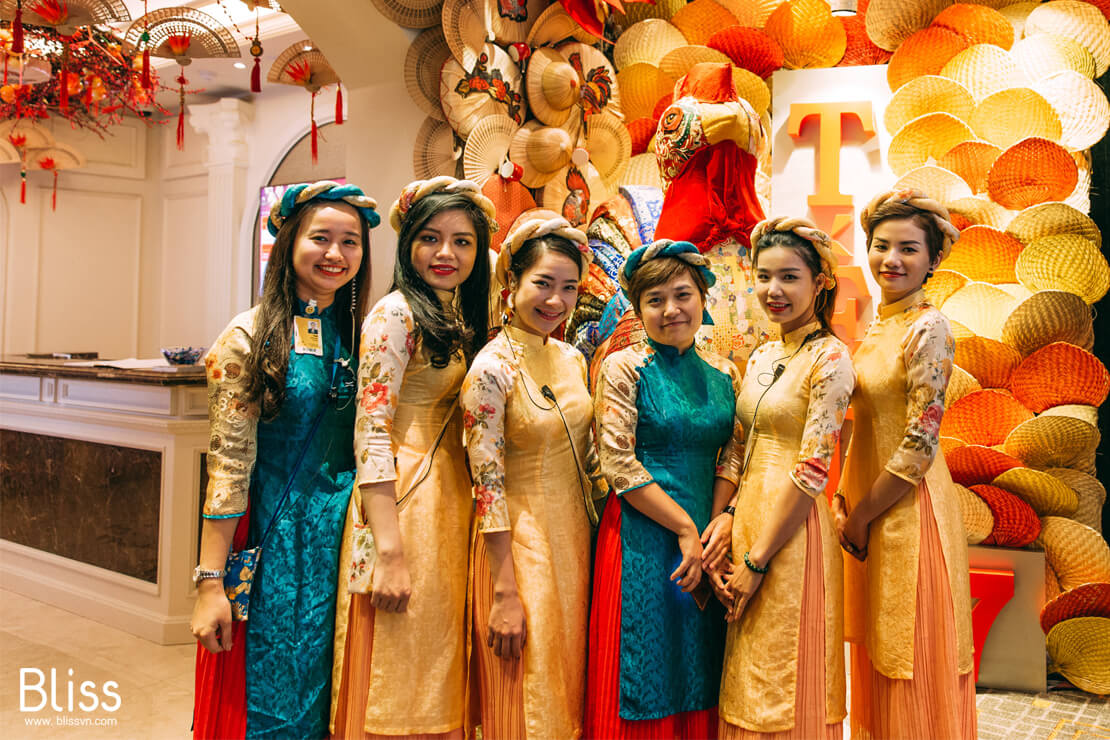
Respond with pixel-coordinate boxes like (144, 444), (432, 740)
(310, 91), (318, 164)
(59, 69), (68, 110)
(250, 55), (261, 92)
(142, 48), (152, 90)
(12, 1), (24, 55)
(176, 73), (187, 151)
(20, 169), (26, 204)
(51, 170), (57, 211)
(335, 83), (343, 125)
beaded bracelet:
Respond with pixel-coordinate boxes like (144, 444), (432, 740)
(743, 551), (769, 574)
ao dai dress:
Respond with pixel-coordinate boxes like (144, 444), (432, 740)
(195, 301), (356, 740)
(330, 291), (472, 738)
(461, 325), (599, 740)
(720, 322), (853, 739)
(588, 338), (745, 739)
(839, 289), (976, 740)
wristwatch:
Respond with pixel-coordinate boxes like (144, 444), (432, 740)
(723, 505), (736, 516)
(192, 565), (226, 586)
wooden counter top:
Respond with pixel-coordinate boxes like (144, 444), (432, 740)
(0, 356), (206, 386)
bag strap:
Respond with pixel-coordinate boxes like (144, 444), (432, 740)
(396, 395), (459, 511)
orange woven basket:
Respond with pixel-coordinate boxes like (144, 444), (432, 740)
(941, 225), (1023, 283)
(1009, 342), (1110, 413)
(947, 445), (1023, 487)
(1041, 583), (1110, 635)
(938, 140), (1002, 195)
(972, 483), (1042, 547)
(956, 335), (1023, 389)
(764, 0), (848, 69)
(626, 117), (656, 156)
(887, 26), (969, 92)
(931, 3), (1015, 50)
(987, 137), (1079, 211)
(941, 389), (1034, 446)
(706, 26), (785, 79)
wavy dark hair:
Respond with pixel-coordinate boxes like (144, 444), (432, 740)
(753, 230), (839, 336)
(393, 192), (493, 367)
(243, 200), (372, 420)
(864, 201), (946, 264)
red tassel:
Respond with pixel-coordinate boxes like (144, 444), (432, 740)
(335, 84), (343, 125)
(20, 173), (26, 204)
(250, 56), (261, 93)
(142, 49), (152, 90)
(59, 69), (69, 111)
(12, 3), (23, 55)
(51, 170), (57, 211)
(310, 91), (318, 164)
(177, 73), (186, 151)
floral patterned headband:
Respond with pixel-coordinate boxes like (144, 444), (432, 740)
(859, 188), (960, 261)
(388, 176), (499, 234)
(266, 181), (380, 236)
(495, 216), (591, 288)
(750, 216), (839, 289)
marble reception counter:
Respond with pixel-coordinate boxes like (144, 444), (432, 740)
(0, 357), (209, 644)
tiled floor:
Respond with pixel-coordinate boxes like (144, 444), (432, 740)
(1, 589), (1107, 739)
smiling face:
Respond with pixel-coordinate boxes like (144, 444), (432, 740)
(754, 245), (824, 335)
(291, 203), (364, 307)
(637, 270), (704, 351)
(868, 217), (941, 304)
(509, 249), (581, 338)
(410, 208), (479, 296)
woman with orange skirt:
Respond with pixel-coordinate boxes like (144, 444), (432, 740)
(715, 218), (853, 739)
(835, 189), (976, 740)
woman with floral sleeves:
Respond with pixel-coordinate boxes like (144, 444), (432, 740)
(329, 177), (496, 739)
(587, 240), (745, 740)
(713, 217), (854, 740)
(190, 181), (378, 739)
(462, 215), (604, 740)
(834, 189), (976, 740)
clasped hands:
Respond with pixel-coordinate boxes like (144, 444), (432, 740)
(832, 494), (869, 561)
(697, 512), (764, 623)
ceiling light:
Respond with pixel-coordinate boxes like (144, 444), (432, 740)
(234, 62), (247, 69)
(303, 44), (313, 51)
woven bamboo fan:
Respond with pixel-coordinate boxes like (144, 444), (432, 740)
(270, 41), (342, 164)
(992, 467), (1078, 517)
(405, 28), (451, 121)
(971, 483), (1041, 548)
(947, 444), (1023, 487)
(886, 27), (969, 93)
(938, 141), (1001, 195)
(369, 0), (445, 29)
(884, 76), (975, 136)
(26, 142), (85, 212)
(1045, 467), (1106, 533)
(1000, 290), (1093, 356)
(1, 119), (55, 203)
(0, 0), (129, 33)
(413, 116), (463, 179)
(955, 483), (994, 545)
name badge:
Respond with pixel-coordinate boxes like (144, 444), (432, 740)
(293, 316), (323, 356)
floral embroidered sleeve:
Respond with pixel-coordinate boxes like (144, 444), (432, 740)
(706, 351), (745, 485)
(461, 335), (516, 533)
(355, 292), (417, 486)
(594, 348), (655, 495)
(790, 341), (855, 497)
(886, 310), (955, 484)
(203, 312), (260, 518)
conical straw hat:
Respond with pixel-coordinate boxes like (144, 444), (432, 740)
(707, 26), (785, 79)
(1041, 583), (1110, 634)
(883, 77), (972, 137)
(585, 112), (633, 185)
(1007, 202), (1101, 249)
(940, 44), (1024, 102)
(526, 48), (579, 127)
(440, 45), (526, 139)
(1003, 414), (1100, 469)
(1009, 342), (1110, 413)
(1015, 233), (1109, 304)
(938, 140), (1002, 194)
(992, 466), (1078, 516)
(886, 27), (969, 93)
(942, 282), (1018, 341)
(405, 28), (451, 121)
(942, 225), (1022, 283)
(888, 113), (974, 177)
(924, 269), (969, 308)
(956, 483), (995, 545)
(1025, 0), (1110, 76)
(1037, 516), (1110, 590)
(893, 166), (973, 204)
(969, 89), (1062, 149)
(1033, 71), (1110, 152)
(671, 0), (739, 45)
(865, 0), (950, 51)
(619, 152), (665, 190)
(946, 364), (982, 407)
(618, 63), (673, 121)
(1012, 33), (1098, 83)
(987, 137), (1077, 211)
(413, 116), (463, 179)
(613, 19), (687, 70)
(955, 335), (1023, 389)
(972, 483), (1042, 547)
(764, 0), (847, 69)
(946, 196), (1016, 230)
(509, 121), (573, 188)
(527, 3), (599, 47)
(948, 445), (1024, 486)
(463, 114), (519, 187)
(1045, 467), (1106, 533)
(658, 45), (732, 83)
(1046, 617), (1110, 695)
(942, 389), (1034, 446)
(1001, 290), (1093, 356)
(932, 3), (1016, 49)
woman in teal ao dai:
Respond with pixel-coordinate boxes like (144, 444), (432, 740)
(191, 182), (379, 739)
(588, 240), (744, 739)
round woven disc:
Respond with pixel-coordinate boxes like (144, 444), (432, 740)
(1046, 467), (1106, 532)
(764, 0), (848, 69)
(941, 389), (1034, 446)
(884, 75), (975, 135)
(969, 88), (1062, 149)
(886, 27), (969, 92)
(888, 113), (974, 177)
(955, 335), (1023, 389)
(987, 137), (1077, 211)
(992, 466), (1078, 517)
(942, 282), (1018, 341)
(1015, 233), (1110, 305)
(956, 483), (995, 545)
(1033, 70), (1110, 151)
(940, 43), (1024, 102)
(942, 225), (1022, 282)
(893, 165), (973, 204)
(1037, 517), (1110, 591)
(1006, 202), (1101, 248)
(947, 444), (1024, 487)
(971, 483), (1041, 547)
(1025, 0), (1110, 77)
(865, 0), (950, 51)
(1046, 617), (1110, 695)
(1001, 290), (1093, 356)
(1003, 414), (1101, 469)
(1009, 342), (1110, 413)
(1041, 583), (1110, 634)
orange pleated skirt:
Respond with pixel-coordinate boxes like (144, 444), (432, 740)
(849, 483), (977, 740)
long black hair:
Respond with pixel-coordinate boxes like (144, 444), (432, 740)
(753, 230), (839, 336)
(393, 192), (493, 367)
(508, 234), (587, 282)
(244, 201), (372, 420)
